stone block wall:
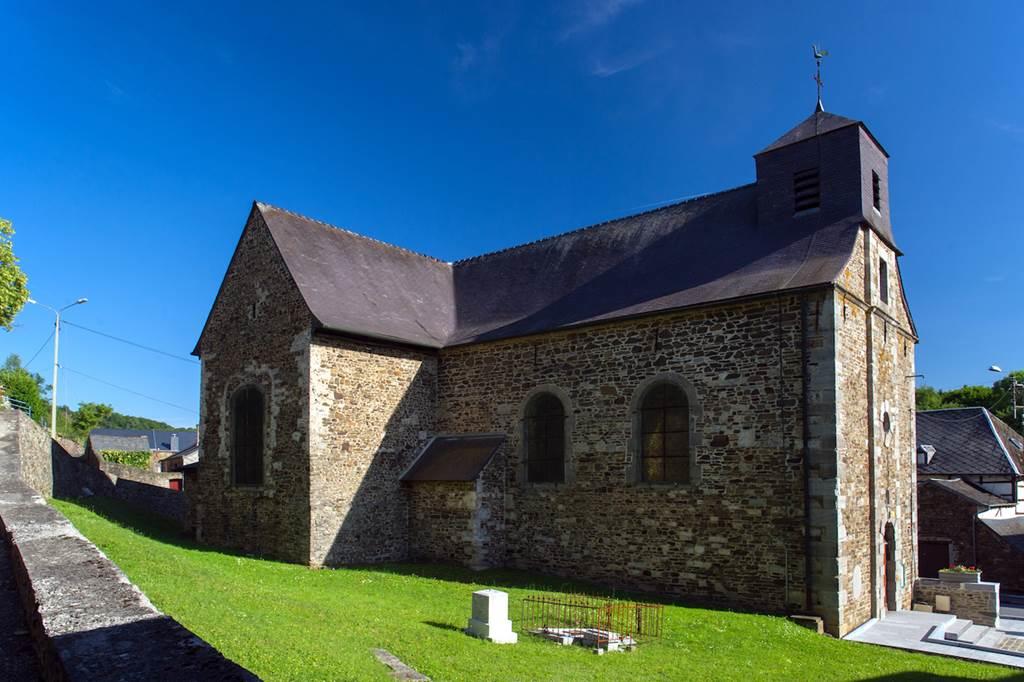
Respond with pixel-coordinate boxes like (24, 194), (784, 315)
(835, 226), (917, 635)
(308, 335), (437, 566)
(0, 410), (256, 681)
(194, 207), (314, 562)
(407, 481), (476, 565)
(915, 578), (1000, 627)
(12, 409), (53, 498)
(437, 296), (814, 619)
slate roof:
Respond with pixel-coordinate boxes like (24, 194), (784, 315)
(981, 515), (1024, 553)
(88, 433), (150, 453)
(916, 408), (1024, 476)
(920, 478), (1013, 508)
(254, 184), (864, 348)
(757, 111), (868, 155)
(401, 434), (506, 482)
(89, 429), (198, 453)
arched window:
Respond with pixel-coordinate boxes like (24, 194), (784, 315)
(232, 386), (264, 486)
(640, 382), (689, 482)
(523, 392), (565, 483)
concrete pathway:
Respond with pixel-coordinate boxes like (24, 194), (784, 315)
(845, 610), (1024, 669)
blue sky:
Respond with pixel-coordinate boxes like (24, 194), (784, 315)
(2, 1), (1022, 426)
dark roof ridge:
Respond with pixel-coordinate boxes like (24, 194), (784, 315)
(255, 201), (450, 266)
(451, 184), (754, 266)
(918, 407), (986, 414)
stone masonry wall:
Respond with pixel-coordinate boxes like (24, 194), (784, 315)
(407, 481), (476, 565)
(195, 208), (313, 562)
(437, 295), (819, 620)
(309, 335), (437, 566)
(0, 410), (256, 681)
(12, 409), (52, 498)
(835, 227), (917, 635)
(915, 578), (1000, 627)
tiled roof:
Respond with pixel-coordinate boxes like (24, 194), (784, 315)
(89, 429), (198, 452)
(916, 408), (1023, 476)
(255, 183), (863, 348)
(920, 478), (1013, 508)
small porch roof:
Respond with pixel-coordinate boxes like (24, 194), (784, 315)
(400, 434), (506, 482)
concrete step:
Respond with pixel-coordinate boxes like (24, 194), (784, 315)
(958, 624), (990, 644)
(944, 619), (974, 641)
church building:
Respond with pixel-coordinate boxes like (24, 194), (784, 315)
(192, 106), (918, 637)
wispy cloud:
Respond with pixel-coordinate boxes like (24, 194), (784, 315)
(988, 118), (1024, 139)
(452, 35), (501, 76)
(591, 47), (661, 77)
(560, 0), (644, 40)
(104, 80), (126, 100)
(450, 35), (504, 100)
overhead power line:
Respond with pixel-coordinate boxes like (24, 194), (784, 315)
(62, 366), (199, 415)
(24, 330), (55, 368)
(62, 320), (199, 365)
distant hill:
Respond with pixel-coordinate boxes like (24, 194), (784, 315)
(100, 412), (192, 432)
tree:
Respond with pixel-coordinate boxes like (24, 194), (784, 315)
(0, 354), (48, 422)
(0, 218), (29, 330)
(915, 386), (948, 411)
(915, 370), (1024, 432)
(71, 402), (114, 436)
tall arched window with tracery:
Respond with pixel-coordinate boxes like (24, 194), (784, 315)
(523, 392), (566, 483)
(231, 385), (264, 486)
(639, 381), (690, 482)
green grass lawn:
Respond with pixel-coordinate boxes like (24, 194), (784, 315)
(52, 498), (1022, 682)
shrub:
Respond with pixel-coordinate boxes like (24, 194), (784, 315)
(100, 450), (152, 469)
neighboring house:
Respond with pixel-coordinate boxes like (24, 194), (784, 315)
(87, 428), (199, 471)
(917, 478), (1024, 593)
(916, 407), (1024, 594)
(193, 105), (918, 637)
(917, 408), (1024, 511)
(160, 444), (200, 491)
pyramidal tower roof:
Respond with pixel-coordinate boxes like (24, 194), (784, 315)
(756, 109), (862, 155)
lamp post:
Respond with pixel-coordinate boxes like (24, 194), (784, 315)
(27, 297), (88, 438)
(989, 365), (1022, 421)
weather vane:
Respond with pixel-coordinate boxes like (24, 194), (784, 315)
(812, 44), (829, 112)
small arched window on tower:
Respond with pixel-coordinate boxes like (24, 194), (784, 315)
(231, 385), (264, 486)
(523, 392), (565, 483)
(640, 382), (690, 482)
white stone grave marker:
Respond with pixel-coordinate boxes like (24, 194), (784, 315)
(466, 589), (518, 644)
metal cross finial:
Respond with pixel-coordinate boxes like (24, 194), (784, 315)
(812, 44), (829, 112)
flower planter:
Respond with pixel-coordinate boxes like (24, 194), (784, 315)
(938, 569), (981, 583)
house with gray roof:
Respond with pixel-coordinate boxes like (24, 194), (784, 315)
(86, 428), (198, 471)
(917, 407), (1024, 508)
(192, 105), (918, 637)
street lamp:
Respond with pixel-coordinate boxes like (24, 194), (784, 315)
(989, 364), (1021, 421)
(27, 297), (88, 438)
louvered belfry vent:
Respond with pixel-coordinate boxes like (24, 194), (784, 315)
(793, 167), (821, 213)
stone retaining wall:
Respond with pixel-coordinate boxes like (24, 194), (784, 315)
(0, 409), (256, 680)
(12, 409), (53, 498)
(7, 411), (188, 525)
(914, 577), (1000, 627)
